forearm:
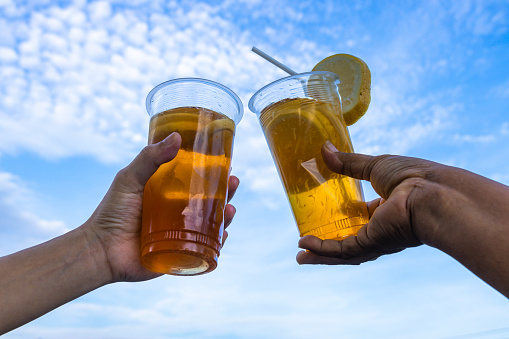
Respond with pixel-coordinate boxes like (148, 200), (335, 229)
(416, 166), (509, 298)
(0, 226), (111, 334)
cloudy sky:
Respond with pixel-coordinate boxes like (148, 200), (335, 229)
(1, 0), (509, 338)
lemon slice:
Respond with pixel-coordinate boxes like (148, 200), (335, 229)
(149, 111), (199, 143)
(203, 117), (236, 135)
(151, 111), (199, 126)
(312, 54), (371, 125)
(262, 98), (340, 146)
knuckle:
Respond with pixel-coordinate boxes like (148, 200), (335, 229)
(343, 160), (355, 178)
(140, 144), (155, 158)
(110, 167), (135, 193)
(338, 238), (358, 259)
(114, 167), (130, 183)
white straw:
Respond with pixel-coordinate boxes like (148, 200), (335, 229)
(252, 46), (298, 76)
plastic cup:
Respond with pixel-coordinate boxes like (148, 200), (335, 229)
(141, 78), (243, 275)
(249, 71), (369, 240)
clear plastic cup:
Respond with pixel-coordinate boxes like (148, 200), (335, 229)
(249, 72), (368, 240)
(141, 78), (243, 275)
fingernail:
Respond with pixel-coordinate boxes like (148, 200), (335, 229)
(325, 140), (338, 152)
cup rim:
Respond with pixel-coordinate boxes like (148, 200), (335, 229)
(146, 77), (244, 122)
(247, 71), (340, 113)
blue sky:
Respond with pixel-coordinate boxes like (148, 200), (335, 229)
(1, 0), (509, 338)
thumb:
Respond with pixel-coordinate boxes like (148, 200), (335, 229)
(116, 132), (182, 193)
(322, 141), (438, 199)
(321, 140), (377, 182)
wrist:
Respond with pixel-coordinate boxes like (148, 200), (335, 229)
(411, 165), (507, 251)
(78, 222), (115, 286)
(410, 181), (452, 249)
(407, 164), (473, 250)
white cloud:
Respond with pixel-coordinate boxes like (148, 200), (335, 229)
(453, 133), (496, 144)
(0, 46), (17, 62)
(88, 1), (112, 22)
(453, 0), (509, 36)
(0, 1), (287, 164)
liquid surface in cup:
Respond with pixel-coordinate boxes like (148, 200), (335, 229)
(260, 98), (369, 240)
(141, 107), (235, 275)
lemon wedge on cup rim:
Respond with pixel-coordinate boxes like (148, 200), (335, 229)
(312, 54), (371, 126)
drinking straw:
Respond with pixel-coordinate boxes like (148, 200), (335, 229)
(252, 46), (298, 75)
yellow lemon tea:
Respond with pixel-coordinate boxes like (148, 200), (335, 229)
(260, 97), (368, 240)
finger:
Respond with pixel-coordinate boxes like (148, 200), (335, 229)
(296, 249), (379, 265)
(133, 132), (182, 185)
(224, 204), (236, 229)
(297, 235), (363, 260)
(118, 132), (182, 192)
(222, 230), (229, 246)
(297, 234), (393, 264)
(296, 250), (350, 265)
(321, 141), (377, 181)
(366, 198), (383, 218)
(227, 175), (240, 202)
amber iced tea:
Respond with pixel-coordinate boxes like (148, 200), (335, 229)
(250, 72), (369, 240)
(141, 107), (236, 275)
